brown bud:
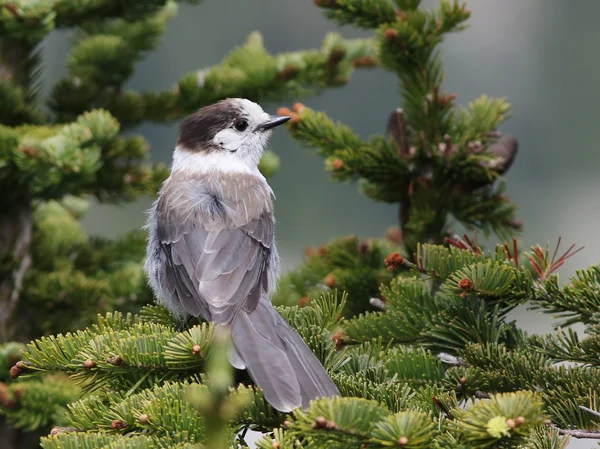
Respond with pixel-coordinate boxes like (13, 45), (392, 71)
(458, 277), (474, 291)
(328, 48), (345, 64)
(396, 10), (408, 21)
(516, 416), (526, 425)
(324, 274), (336, 288)
(107, 355), (123, 366)
(4, 4), (18, 15)
(318, 245), (328, 256)
(332, 331), (345, 350)
(398, 436), (409, 446)
(459, 377), (467, 385)
(272, 441), (281, 449)
(83, 359), (96, 369)
(0, 383), (9, 404)
(292, 102), (305, 114)
(277, 64), (299, 82)
(289, 113), (301, 125)
(331, 158), (344, 170)
(305, 246), (317, 258)
(192, 345), (201, 355)
(313, 416), (328, 429)
(506, 418), (516, 429)
(298, 296), (309, 308)
(277, 107), (293, 117)
(111, 419), (127, 430)
(352, 56), (377, 68)
(384, 28), (398, 42)
(283, 420), (292, 428)
(384, 252), (404, 271)
(9, 365), (20, 379)
(325, 420), (338, 430)
(138, 414), (150, 424)
(21, 146), (39, 158)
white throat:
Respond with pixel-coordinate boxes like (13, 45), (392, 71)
(170, 146), (263, 178)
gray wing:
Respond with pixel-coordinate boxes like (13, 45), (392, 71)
(157, 208), (274, 325)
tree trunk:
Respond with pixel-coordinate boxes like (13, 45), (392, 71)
(0, 206), (32, 343)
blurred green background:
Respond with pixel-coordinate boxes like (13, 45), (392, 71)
(39, 0), (600, 351)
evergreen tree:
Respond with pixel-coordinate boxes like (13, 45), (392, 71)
(3, 1), (600, 449)
(0, 0), (376, 343)
(0, 0), (375, 445)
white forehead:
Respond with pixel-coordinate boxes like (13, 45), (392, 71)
(231, 98), (269, 123)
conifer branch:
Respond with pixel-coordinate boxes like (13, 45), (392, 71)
(50, 31), (377, 127)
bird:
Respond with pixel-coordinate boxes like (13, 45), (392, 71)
(144, 98), (341, 412)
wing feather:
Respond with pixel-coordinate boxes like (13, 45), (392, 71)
(156, 182), (274, 324)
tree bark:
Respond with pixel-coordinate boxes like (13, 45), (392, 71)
(0, 206), (32, 343)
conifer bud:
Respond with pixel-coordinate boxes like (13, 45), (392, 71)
(277, 64), (299, 81)
(352, 56), (377, 68)
(506, 418), (516, 429)
(384, 28), (398, 42)
(458, 277), (474, 292)
(325, 420), (338, 430)
(5, 4), (18, 15)
(324, 274), (336, 287)
(384, 252), (404, 271)
(21, 146), (39, 158)
(0, 383), (9, 406)
(305, 246), (316, 257)
(332, 331), (345, 350)
(111, 419), (127, 430)
(9, 365), (20, 379)
(298, 296), (309, 308)
(318, 245), (328, 256)
(138, 414), (150, 424)
(272, 442), (281, 449)
(292, 102), (305, 114)
(192, 345), (201, 355)
(331, 158), (344, 170)
(397, 11), (408, 21)
(283, 420), (292, 427)
(107, 355), (124, 366)
(398, 436), (409, 446)
(516, 416), (526, 425)
(277, 107), (293, 117)
(313, 416), (328, 429)
(83, 359), (96, 369)
(459, 377), (467, 385)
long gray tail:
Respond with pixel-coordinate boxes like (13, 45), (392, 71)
(229, 298), (340, 412)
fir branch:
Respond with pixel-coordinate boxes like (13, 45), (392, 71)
(316, 0), (398, 29)
(50, 32), (377, 126)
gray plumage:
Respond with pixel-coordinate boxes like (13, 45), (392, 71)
(144, 98), (340, 412)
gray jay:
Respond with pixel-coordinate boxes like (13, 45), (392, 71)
(144, 98), (340, 412)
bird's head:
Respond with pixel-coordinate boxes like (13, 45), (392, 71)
(175, 98), (290, 172)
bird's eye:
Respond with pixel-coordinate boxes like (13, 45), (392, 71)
(233, 119), (248, 132)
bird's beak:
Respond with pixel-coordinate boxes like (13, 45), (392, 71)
(256, 115), (291, 131)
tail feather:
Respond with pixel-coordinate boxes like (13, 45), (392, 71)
(230, 298), (340, 412)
